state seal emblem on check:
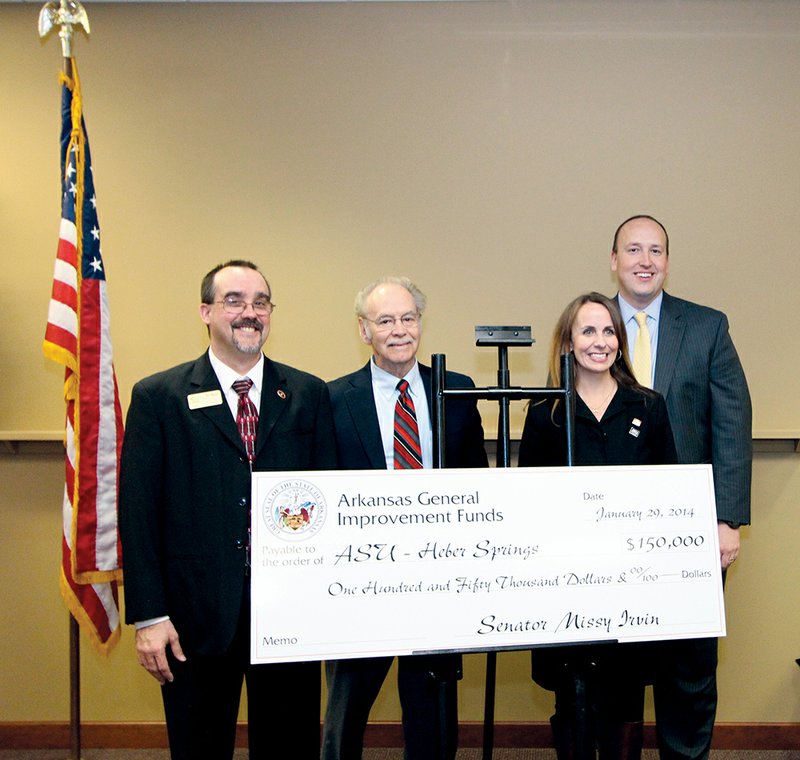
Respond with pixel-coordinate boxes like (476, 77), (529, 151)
(262, 479), (327, 541)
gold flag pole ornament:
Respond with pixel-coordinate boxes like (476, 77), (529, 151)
(38, 0), (90, 58)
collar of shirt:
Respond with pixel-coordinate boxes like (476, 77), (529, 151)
(617, 290), (663, 326)
(207, 348), (264, 418)
(575, 382), (643, 423)
(369, 358), (432, 468)
(369, 357), (423, 400)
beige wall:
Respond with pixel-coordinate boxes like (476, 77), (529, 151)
(2, 0), (800, 438)
(1, 450), (798, 723)
(1, 0), (799, 728)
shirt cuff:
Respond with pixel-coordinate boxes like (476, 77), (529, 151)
(134, 616), (170, 629)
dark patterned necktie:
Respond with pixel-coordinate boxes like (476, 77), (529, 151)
(394, 379), (423, 469)
(232, 378), (258, 464)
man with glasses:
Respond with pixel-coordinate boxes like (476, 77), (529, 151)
(321, 276), (488, 760)
(119, 259), (336, 760)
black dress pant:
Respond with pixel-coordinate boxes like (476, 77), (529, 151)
(322, 654), (459, 760)
(652, 636), (718, 760)
(161, 588), (320, 760)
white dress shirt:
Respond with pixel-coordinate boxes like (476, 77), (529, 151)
(618, 291), (663, 378)
(369, 358), (432, 469)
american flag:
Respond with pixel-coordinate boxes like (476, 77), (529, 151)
(43, 60), (123, 654)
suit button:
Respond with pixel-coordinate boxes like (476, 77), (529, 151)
(235, 540), (244, 549)
(238, 497), (247, 508)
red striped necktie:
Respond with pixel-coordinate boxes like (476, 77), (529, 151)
(394, 379), (423, 469)
(232, 378), (258, 464)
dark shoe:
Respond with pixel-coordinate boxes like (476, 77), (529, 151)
(550, 713), (597, 760)
(598, 721), (643, 760)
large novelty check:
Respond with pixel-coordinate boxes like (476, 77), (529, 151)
(250, 465), (725, 664)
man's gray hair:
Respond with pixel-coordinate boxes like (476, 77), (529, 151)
(354, 276), (427, 318)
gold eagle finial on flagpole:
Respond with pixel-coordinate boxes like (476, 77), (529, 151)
(38, 0), (90, 57)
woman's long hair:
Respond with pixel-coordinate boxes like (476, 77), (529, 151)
(546, 291), (652, 399)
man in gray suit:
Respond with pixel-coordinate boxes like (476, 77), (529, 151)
(611, 215), (752, 759)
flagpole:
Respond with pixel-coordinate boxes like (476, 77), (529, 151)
(63, 42), (85, 760)
(39, 8), (92, 760)
(69, 616), (81, 760)
(64, 46), (83, 756)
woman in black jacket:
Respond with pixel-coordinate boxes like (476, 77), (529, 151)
(519, 292), (677, 760)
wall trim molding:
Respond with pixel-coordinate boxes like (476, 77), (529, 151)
(3, 437), (798, 456)
(1, 721), (798, 750)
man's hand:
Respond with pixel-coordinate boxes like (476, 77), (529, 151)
(135, 620), (186, 685)
(718, 522), (741, 570)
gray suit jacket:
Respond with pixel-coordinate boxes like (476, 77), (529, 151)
(644, 292), (752, 525)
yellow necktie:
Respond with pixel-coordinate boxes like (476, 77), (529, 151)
(633, 312), (652, 388)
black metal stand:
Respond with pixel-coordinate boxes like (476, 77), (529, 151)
(431, 329), (576, 760)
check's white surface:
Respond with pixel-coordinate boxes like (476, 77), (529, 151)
(251, 465), (724, 664)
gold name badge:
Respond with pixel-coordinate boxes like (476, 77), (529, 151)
(187, 390), (224, 410)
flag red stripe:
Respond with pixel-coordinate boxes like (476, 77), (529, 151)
(75, 278), (102, 572)
(44, 323), (77, 356)
(50, 277), (78, 311)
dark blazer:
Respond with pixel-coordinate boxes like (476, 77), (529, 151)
(518, 384), (677, 468)
(519, 384), (676, 694)
(119, 352), (336, 656)
(328, 361), (488, 471)
(322, 360), (487, 760)
(615, 293), (752, 758)
(642, 292), (752, 525)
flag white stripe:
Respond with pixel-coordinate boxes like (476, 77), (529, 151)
(63, 415), (76, 548)
(53, 256), (78, 290)
(59, 217), (78, 249)
(94, 580), (120, 631)
(94, 282), (119, 571)
(47, 299), (78, 336)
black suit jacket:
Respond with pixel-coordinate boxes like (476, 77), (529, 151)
(119, 352), (336, 656)
(640, 292), (752, 525)
(328, 361), (487, 677)
(328, 361), (488, 471)
(519, 384), (677, 468)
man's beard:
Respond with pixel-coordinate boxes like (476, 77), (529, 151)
(231, 319), (264, 354)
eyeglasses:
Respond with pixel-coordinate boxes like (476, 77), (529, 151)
(215, 297), (275, 316)
(364, 314), (420, 332)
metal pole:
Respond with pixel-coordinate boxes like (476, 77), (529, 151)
(69, 615), (81, 760)
(482, 345), (513, 759)
(495, 346), (511, 469)
(561, 353), (576, 465)
(431, 354), (452, 760)
(433, 337), (574, 760)
(432, 354), (446, 470)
